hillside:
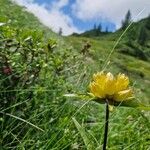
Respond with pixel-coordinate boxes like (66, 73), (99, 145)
(72, 29), (111, 38)
(74, 16), (150, 39)
(0, 0), (58, 39)
(68, 15), (150, 100)
(0, 0), (150, 150)
(71, 16), (150, 62)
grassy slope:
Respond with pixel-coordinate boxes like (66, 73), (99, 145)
(0, 0), (59, 40)
(66, 34), (150, 103)
(67, 16), (150, 103)
(0, 0), (150, 149)
(76, 17), (150, 39)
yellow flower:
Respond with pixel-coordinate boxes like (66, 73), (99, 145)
(89, 72), (133, 102)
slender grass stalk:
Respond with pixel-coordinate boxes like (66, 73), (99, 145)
(103, 100), (110, 150)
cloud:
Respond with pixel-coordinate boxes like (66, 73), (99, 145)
(11, 0), (82, 35)
(72, 0), (150, 28)
(51, 0), (69, 9)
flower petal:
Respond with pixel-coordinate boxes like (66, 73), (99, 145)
(104, 72), (116, 95)
(89, 82), (105, 98)
(115, 73), (129, 92)
(93, 72), (106, 86)
(113, 89), (133, 101)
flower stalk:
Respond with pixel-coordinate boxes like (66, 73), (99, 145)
(103, 100), (110, 150)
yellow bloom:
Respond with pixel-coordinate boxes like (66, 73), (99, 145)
(89, 72), (133, 102)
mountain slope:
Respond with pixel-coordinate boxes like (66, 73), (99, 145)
(1, 0), (150, 122)
(0, 1), (150, 150)
(74, 16), (150, 40)
(71, 16), (150, 61)
(0, 0), (57, 39)
(66, 19), (150, 102)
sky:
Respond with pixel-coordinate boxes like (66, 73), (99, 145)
(11, 0), (150, 35)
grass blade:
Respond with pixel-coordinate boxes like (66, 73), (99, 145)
(72, 117), (94, 150)
(0, 112), (44, 132)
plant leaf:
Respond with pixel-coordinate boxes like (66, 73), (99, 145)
(64, 93), (150, 110)
(72, 117), (94, 150)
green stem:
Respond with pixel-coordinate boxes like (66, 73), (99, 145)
(103, 100), (109, 150)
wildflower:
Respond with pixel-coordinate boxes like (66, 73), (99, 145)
(89, 72), (133, 102)
(2, 66), (12, 75)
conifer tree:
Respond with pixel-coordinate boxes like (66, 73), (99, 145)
(58, 27), (62, 36)
(93, 23), (97, 30)
(95, 23), (102, 36)
(105, 26), (108, 33)
(121, 10), (132, 30)
(97, 23), (102, 32)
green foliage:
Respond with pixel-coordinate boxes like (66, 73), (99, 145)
(0, 0), (57, 39)
(0, 25), (59, 148)
(76, 23), (109, 38)
(126, 27), (137, 44)
(72, 117), (94, 150)
(0, 23), (92, 150)
(0, 26), (46, 108)
(118, 44), (148, 61)
(145, 15), (150, 30)
(138, 25), (148, 46)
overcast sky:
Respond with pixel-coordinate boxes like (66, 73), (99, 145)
(11, 0), (150, 35)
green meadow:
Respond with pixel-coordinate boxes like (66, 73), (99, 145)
(0, 0), (150, 149)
